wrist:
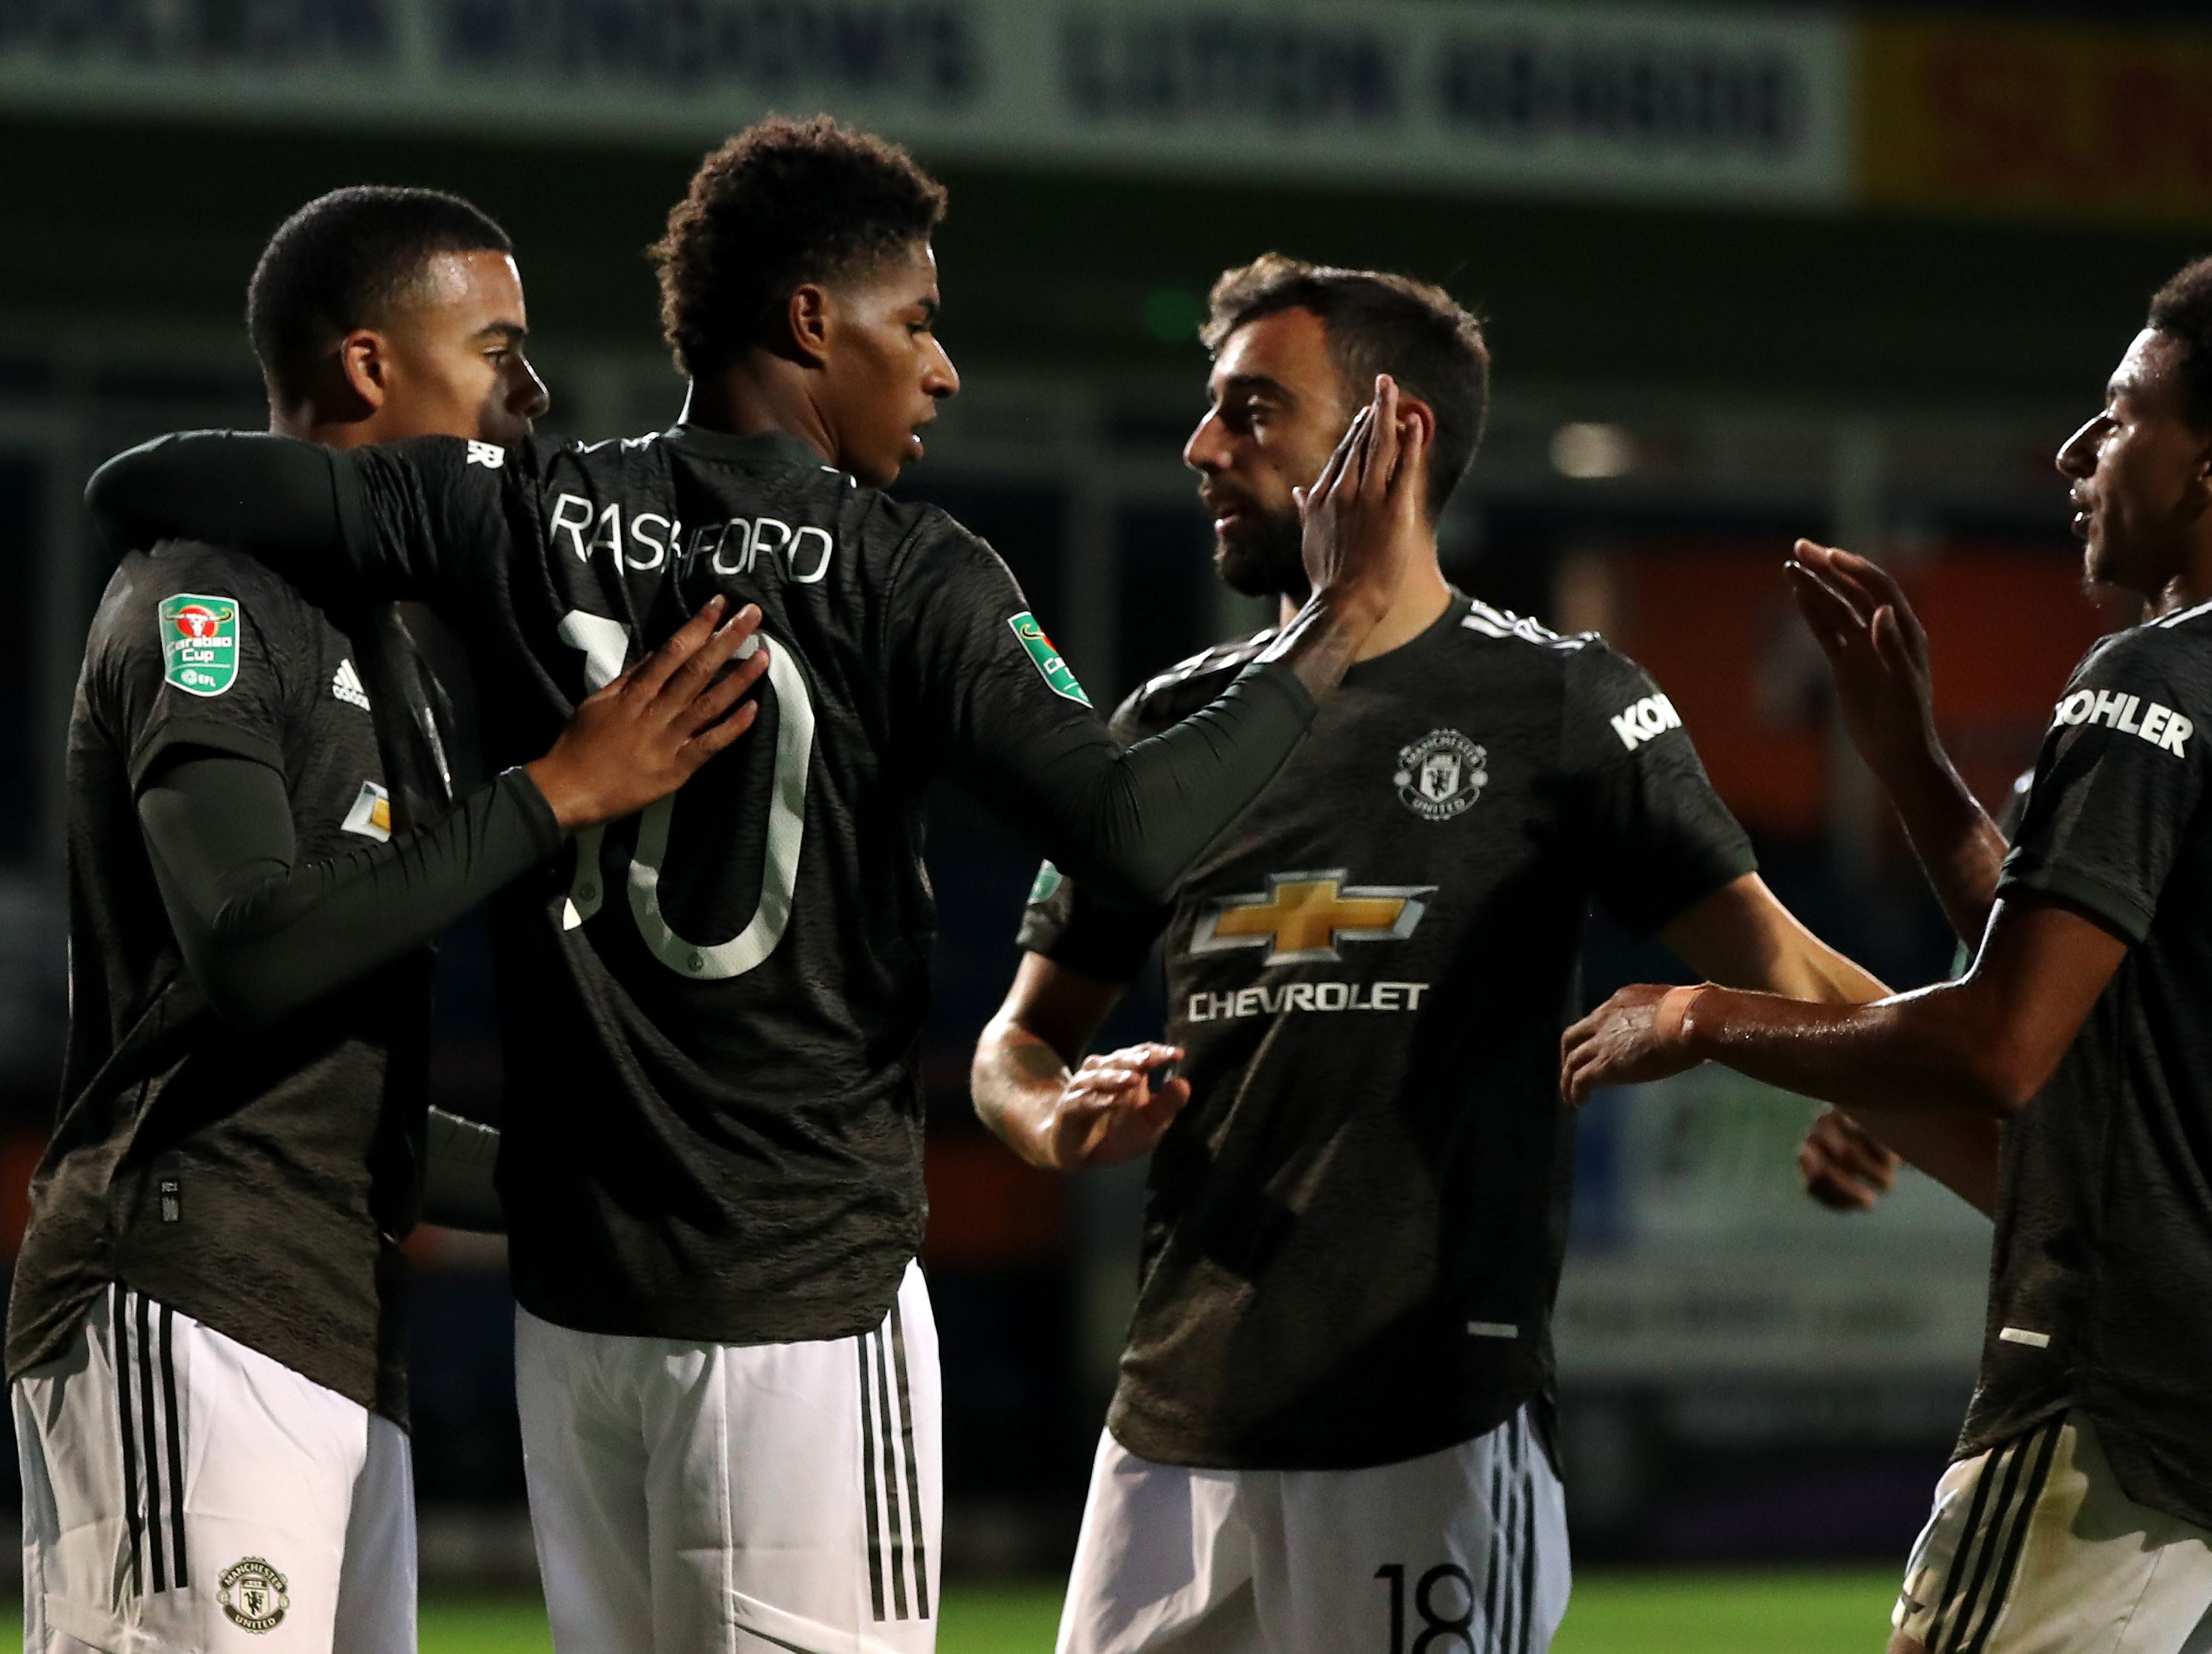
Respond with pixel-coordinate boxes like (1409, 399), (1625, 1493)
(522, 755), (589, 833)
(1306, 584), (1391, 635)
(1654, 984), (1713, 1056)
(1869, 724), (1956, 800)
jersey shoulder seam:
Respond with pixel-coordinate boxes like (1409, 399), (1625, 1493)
(1128, 630), (1276, 724)
(2154, 598), (2212, 633)
(1456, 596), (1595, 653)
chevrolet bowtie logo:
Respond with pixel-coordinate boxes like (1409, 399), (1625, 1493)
(1190, 870), (1436, 965)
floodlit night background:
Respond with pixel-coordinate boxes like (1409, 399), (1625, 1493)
(0, 0), (2206, 1639)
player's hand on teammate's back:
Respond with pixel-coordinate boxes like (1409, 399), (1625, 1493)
(1797, 1106), (1901, 1211)
(1295, 374), (1427, 627)
(1788, 540), (1940, 787)
(1560, 984), (1708, 1106)
(525, 596), (771, 831)
(1046, 1042), (1192, 1170)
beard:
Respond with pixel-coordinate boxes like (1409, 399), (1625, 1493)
(1213, 504), (1310, 601)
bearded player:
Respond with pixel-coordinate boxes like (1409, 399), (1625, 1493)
(1571, 257), (2212, 1654)
(971, 256), (1997, 1653)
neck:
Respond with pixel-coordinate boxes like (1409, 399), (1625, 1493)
(1274, 542), (1454, 662)
(682, 355), (837, 467)
(2152, 545), (2212, 616)
(270, 403), (373, 450)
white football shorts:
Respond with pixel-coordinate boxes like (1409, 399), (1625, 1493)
(15, 1283), (415, 1654)
(1895, 1410), (2212, 1653)
(516, 1258), (942, 1654)
(1058, 1403), (1570, 1654)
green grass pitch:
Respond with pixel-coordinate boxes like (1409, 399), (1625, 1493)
(396, 1569), (1899, 1652)
(0, 1570), (1899, 1650)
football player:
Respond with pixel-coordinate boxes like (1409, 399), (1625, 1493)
(10, 188), (764, 1654)
(971, 255), (1995, 1654)
(1572, 257), (2212, 1654)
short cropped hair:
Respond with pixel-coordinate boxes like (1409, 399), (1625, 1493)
(1202, 254), (1490, 517)
(247, 187), (512, 406)
(652, 116), (948, 378)
(2149, 256), (2212, 431)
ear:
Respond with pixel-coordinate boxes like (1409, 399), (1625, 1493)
(337, 329), (391, 413)
(783, 284), (834, 368)
(1394, 391), (1439, 451)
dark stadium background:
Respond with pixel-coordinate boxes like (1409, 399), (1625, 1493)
(0, 0), (2204, 1604)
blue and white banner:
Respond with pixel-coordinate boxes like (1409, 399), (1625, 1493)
(0, 0), (1850, 206)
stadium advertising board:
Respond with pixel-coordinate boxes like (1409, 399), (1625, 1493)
(0, 0), (1850, 207)
(1859, 17), (2212, 229)
(1557, 1067), (1992, 1380)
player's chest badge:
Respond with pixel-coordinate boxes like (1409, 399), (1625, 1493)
(218, 1556), (289, 1632)
(1394, 729), (1487, 821)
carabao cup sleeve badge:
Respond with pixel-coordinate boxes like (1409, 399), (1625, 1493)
(158, 593), (241, 697)
(1008, 611), (1091, 706)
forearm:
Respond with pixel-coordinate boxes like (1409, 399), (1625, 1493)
(1006, 662), (1314, 907)
(85, 432), (393, 603)
(1701, 906), (1997, 1209)
(970, 1015), (1077, 1170)
(143, 760), (561, 1028)
(1881, 744), (2009, 947)
(1751, 933), (2004, 1210)
(1683, 984), (2011, 1117)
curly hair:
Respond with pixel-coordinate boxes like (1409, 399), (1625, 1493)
(248, 187), (511, 406)
(2149, 255), (2212, 431)
(1203, 253), (1490, 518)
(652, 116), (948, 378)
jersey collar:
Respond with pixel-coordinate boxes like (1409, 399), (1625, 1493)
(1342, 588), (1476, 683)
(665, 425), (843, 478)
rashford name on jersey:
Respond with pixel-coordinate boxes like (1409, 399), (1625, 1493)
(84, 423), (1321, 1350)
(1021, 595), (1754, 1471)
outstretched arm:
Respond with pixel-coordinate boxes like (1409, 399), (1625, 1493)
(88, 432), (397, 599)
(144, 600), (768, 1029)
(928, 380), (1423, 908)
(86, 430), (514, 610)
(1657, 871), (2000, 1212)
(1789, 541), (2008, 948)
(1564, 895), (2126, 1119)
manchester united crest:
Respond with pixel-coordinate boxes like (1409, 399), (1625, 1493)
(219, 1556), (289, 1633)
(1394, 729), (1487, 821)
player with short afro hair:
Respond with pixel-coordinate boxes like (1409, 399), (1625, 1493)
(651, 115), (949, 377)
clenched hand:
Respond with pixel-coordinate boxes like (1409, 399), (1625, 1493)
(1797, 1106), (1901, 1212)
(1041, 1042), (1192, 1170)
(1560, 984), (1708, 1107)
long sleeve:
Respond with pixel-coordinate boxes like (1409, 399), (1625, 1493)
(888, 515), (1315, 908)
(137, 752), (563, 1029)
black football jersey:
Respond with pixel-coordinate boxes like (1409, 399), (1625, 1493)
(9, 544), (427, 1419)
(1020, 596), (1756, 1469)
(1965, 602), (2212, 1531)
(322, 425), (1311, 1344)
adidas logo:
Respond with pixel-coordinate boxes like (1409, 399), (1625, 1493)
(332, 658), (372, 711)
